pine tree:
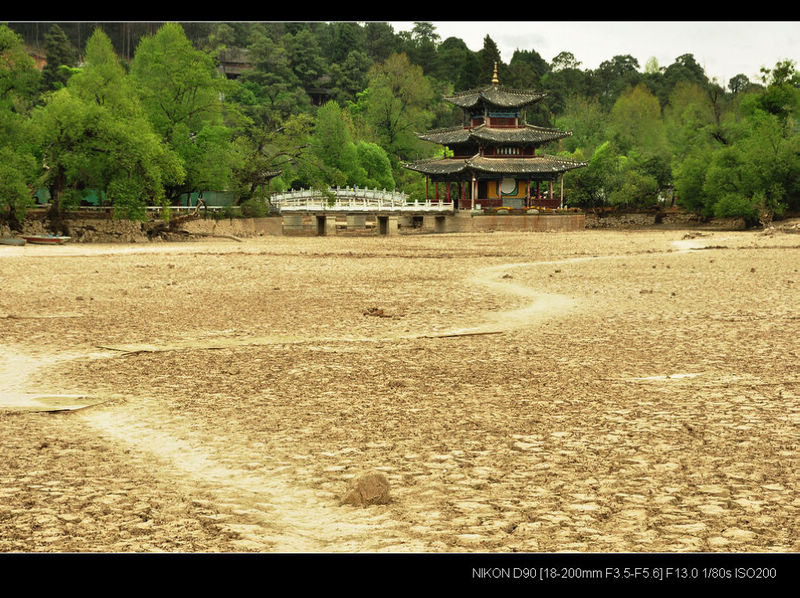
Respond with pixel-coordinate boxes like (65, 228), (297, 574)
(41, 24), (78, 92)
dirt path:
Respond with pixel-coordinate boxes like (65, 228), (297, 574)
(83, 406), (425, 552)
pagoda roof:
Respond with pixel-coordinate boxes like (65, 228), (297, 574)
(418, 124), (571, 146)
(404, 157), (471, 176)
(444, 85), (547, 110)
(467, 154), (587, 175)
(404, 153), (588, 176)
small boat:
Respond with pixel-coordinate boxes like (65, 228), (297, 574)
(20, 235), (71, 245)
(0, 237), (26, 246)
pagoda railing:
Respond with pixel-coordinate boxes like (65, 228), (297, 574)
(272, 187), (453, 212)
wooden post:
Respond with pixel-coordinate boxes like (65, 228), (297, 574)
(526, 178), (531, 207)
(471, 175), (476, 210)
(560, 175), (565, 208)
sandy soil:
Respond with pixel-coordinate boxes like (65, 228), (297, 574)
(0, 227), (798, 553)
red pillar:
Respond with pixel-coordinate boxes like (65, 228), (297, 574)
(471, 176), (477, 210)
(526, 178), (531, 207)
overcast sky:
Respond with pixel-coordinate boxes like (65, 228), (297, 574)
(388, 21), (800, 86)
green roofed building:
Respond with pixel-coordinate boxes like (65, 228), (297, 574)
(404, 64), (586, 210)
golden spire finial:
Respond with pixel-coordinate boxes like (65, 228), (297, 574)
(491, 61), (499, 85)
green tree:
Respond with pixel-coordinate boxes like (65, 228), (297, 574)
(728, 73), (755, 95)
(562, 141), (623, 208)
(478, 35), (502, 83)
(309, 100), (365, 187)
(608, 83), (667, 155)
(357, 53), (435, 167)
(433, 37), (472, 88)
(555, 95), (608, 155)
(607, 160), (660, 208)
(407, 22), (440, 75)
(664, 81), (731, 162)
(605, 83), (670, 193)
(32, 29), (184, 220)
(658, 53), (709, 106)
(507, 48), (549, 89)
(752, 59), (800, 124)
(2, 23), (58, 222)
(131, 23), (230, 137)
(334, 23), (367, 63)
(673, 148), (715, 217)
(704, 111), (799, 225)
(238, 30), (310, 119)
(457, 48), (483, 91)
(1, 24), (41, 112)
(130, 22), (239, 202)
(551, 51), (581, 72)
(284, 28), (327, 89)
(328, 50), (371, 106)
(0, 26), (40, 226)
(40, 24), (78, 93)
(673, 61), (800, 225)
(0, 146), (38, 226)
(590, 54), (642, 109)
(363, 22), (397, 63)
(232, 112), (315, 201)
(356, 141), (395, 190)
(542, 53), (589, 117)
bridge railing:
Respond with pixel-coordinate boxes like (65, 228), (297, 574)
(271, 187), (453, 212)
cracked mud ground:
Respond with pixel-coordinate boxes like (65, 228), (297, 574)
(0, 228), (797, 552)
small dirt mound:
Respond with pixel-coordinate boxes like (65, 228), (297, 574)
(341, 471), (391, 507)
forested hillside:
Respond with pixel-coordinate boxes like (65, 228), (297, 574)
(2, 21), (799, 227)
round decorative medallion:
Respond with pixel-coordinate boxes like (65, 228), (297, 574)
(500, 177), (516, 195)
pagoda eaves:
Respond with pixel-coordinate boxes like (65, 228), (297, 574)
(418, 123), (573, 146)
(444, 85), (547, 110)
(405, 153), (587, 177)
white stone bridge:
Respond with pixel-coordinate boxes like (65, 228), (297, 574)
(270, 187), (454, 213)
(270, 187), (456, 235)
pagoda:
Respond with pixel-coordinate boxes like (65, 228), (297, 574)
(404, 64), (586, 211)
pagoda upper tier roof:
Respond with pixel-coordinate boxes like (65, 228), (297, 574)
(404, 153), (588, 177)
(418, 124), (571, 146)
(444, 84), (547, 109)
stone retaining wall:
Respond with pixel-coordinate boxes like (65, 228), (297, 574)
(2, 213), (283, 243)
(584, 211), (746, 230)
(443, 212), (585, 233)
(181, 216), (283, 237)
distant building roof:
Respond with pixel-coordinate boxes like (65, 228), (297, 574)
(217, 47), (252, 79)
